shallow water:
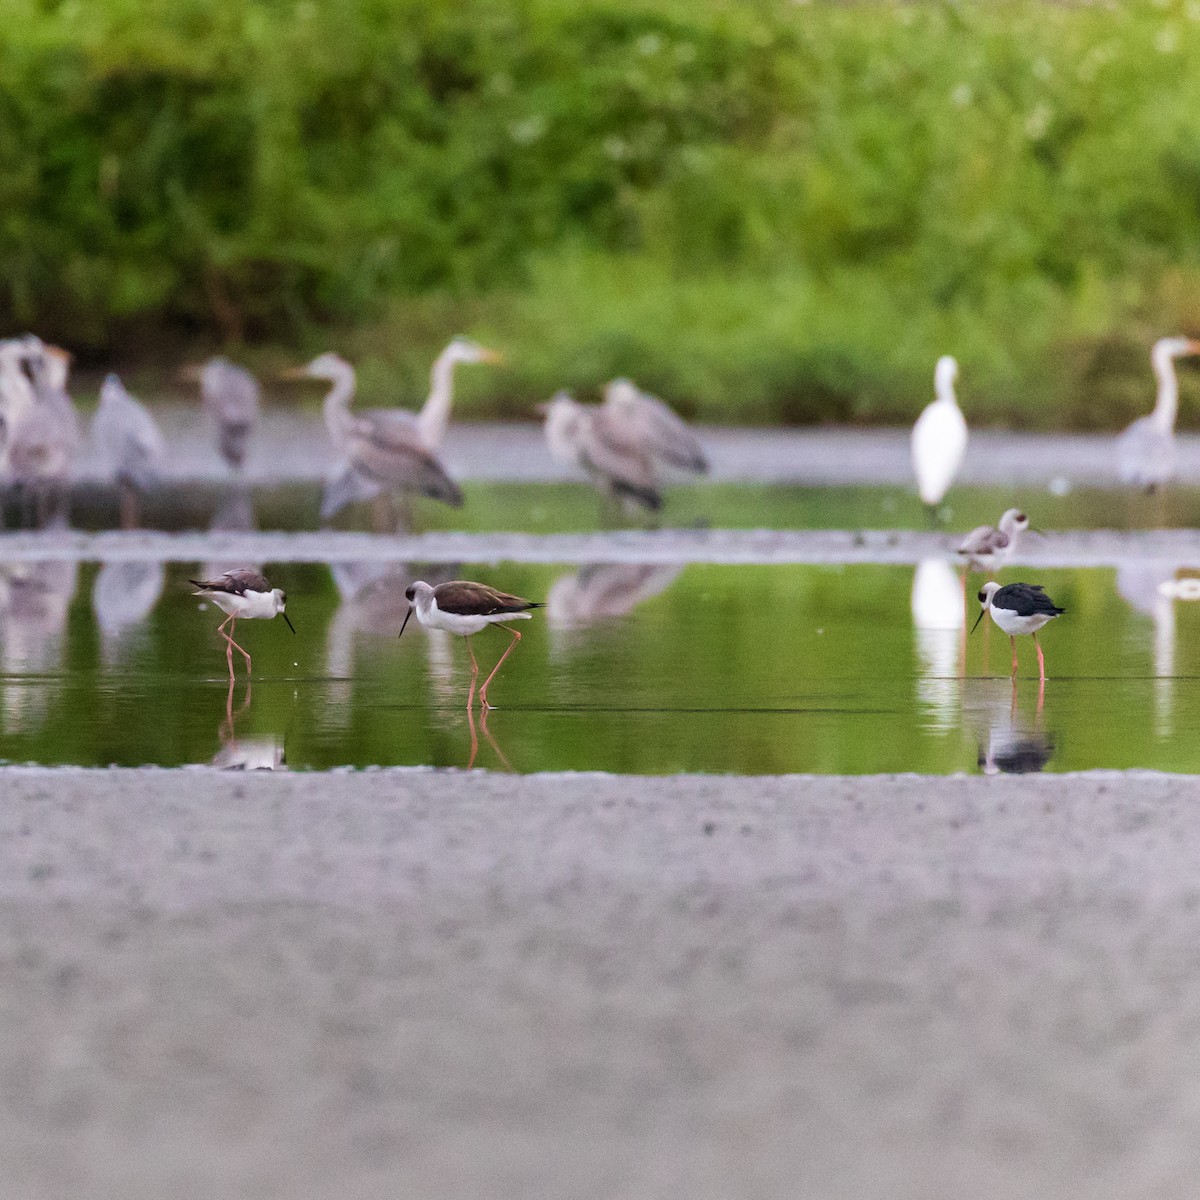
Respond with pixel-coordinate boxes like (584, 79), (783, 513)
(1, 558), (1198, 773)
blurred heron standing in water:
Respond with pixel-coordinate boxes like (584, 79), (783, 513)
(92, 373), (166, 528)
(1117, 336), (1200, 494)
(184, 357), (260, 473)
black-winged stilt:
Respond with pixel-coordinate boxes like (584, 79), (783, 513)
(190, 568), (296, 682)
(399, 580), (542, 709)
(972, 581), (1064, 684)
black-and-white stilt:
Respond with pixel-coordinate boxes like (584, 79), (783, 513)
(957, 508), (1031, 573)
(972, 581), (1064, 684)
(190, 568), (296, 682)
(399, 580), (541, 709)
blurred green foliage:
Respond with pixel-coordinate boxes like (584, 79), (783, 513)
(6, 0), (1200, 425)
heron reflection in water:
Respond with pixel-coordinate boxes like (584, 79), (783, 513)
(91, 560), (166, 666)
(0, 560), (79, 732)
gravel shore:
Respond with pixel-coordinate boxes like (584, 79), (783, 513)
(4, 767), (1200, 1200)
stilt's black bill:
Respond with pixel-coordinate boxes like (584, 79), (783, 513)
(398, 607), (413, 639)
(282, 613), (296, 634)
(971, 608), (987, 634)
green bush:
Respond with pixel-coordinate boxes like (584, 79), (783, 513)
(5, 0), (1200, 426)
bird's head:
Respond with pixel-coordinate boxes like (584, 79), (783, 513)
(272, 588), (296, 633)
(934, 355), (959, 393)
(281, 352), (352, 383)
(445, 336), (504, 366)
(971, 581), (1001, 633)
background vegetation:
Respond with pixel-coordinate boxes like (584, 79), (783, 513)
(5, 0), (1200, 425)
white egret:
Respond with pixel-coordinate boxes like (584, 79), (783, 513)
(92, 373), (166, 528)
(911, 355), (967, 519)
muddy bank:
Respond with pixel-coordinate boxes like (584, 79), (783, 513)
(3, 767), (1200, 1199)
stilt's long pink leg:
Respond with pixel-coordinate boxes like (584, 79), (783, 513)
(1010, 635), (1019, 680)
(217, 614), (236, 683)
(479, 626), (522, 710)
(221, 615), (253, 679)
(465, 636), (480, 710)
(1033, 632), (1046, 684)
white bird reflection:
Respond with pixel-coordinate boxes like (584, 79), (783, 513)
(1116, 560), (1184, 738)
(910, 557), (964, 732)
(92, 560), (165, 663)
(0, 560), (78, 732)
(326, 561), (463, 710)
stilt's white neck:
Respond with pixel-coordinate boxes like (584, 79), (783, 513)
(417, 349), (457, 448)
(1151, 344), (1180, 434)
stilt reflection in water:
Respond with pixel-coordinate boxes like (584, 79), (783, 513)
(211, 675), (285, 770)
(970, 677), (1055, 775)
(466, 702), (513, 771)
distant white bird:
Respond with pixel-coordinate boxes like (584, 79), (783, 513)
(1117, 336), (1200, 492)
(911, 355), (968, 517)
(284, 353), (463, 524)
(92, 374), (166, 528)
(539, 391), (661, 511)
(957, 508), (1031, 573)
(601, 378), (708, 477)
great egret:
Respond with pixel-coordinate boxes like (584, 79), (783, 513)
(1116, 336), (1200, 492)
(911, 355), (967, 518)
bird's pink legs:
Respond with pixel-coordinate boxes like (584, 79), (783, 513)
(464, 636), (480, 710)
(1033, 631), (1046, 684)
(1009, 635), (1019, 681)
(217, 614), (253, 680)
(479, 626), (522, 709)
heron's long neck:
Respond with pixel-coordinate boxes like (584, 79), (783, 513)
(934, 376), (957, 407)
(322, 366), (357, 446)
(417, 351), (456, 448)
(1152, 351), (1180, 433)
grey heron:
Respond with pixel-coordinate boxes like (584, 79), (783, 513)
(92, 373), (166, 528)
(539, 390), (661, 512)
(601, 378), (708, 476)
(183, 357), (261, 471)
(283, 352), (463, 527)
(1117, 336), (1200, 492)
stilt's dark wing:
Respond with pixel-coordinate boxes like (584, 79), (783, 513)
(189, 567), (271, 595)
(434, 580), (541, 616)
(996, 582), (1065, 616)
